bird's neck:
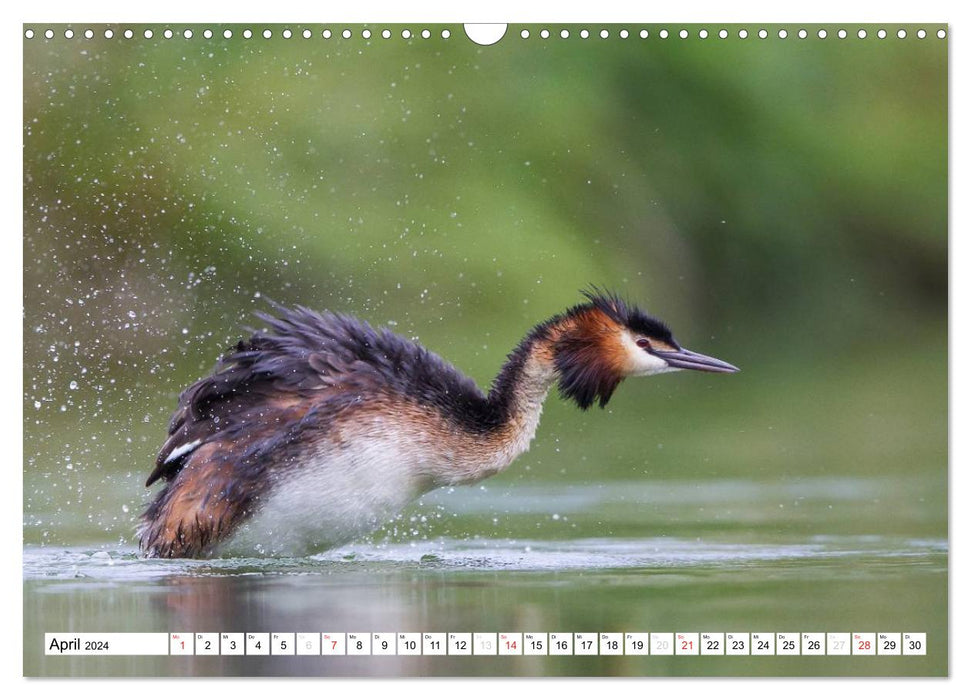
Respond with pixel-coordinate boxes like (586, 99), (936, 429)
(460, 326), (559, 476)
(429, 309), (621, 486)
(489, 324), (559, 415)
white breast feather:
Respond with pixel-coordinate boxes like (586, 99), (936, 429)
(223, 407), (545, 556)
(226, 432), (429, 556)
(223, 360), (553, 557)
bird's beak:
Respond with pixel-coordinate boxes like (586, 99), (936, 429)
(652, 347), (740, 374)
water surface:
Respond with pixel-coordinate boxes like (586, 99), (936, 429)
(24, 476), (947, 677)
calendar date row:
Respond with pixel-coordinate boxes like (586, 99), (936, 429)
(46, 632), (926, 656)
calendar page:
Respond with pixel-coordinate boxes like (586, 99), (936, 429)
(22, 15), (948, 679)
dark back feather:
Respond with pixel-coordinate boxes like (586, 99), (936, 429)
(147, 304), (492, 486)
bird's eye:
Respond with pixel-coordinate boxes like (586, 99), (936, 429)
(635, 337), (651, 350)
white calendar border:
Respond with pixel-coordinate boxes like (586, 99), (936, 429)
(9, 0), (964, 697)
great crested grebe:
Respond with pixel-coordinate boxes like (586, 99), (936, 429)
(138, 290), (738, 558)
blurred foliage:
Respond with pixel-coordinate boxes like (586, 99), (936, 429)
(23, 25), (946, 544)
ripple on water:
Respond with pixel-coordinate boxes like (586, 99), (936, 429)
(22, 534), (947, 582)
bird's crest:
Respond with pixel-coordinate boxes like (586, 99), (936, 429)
(552, 288), (679, 409)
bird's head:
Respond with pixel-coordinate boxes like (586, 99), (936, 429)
(551, 289), (739, 410)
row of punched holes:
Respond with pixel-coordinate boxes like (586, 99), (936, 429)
(24, 25), (948, 43)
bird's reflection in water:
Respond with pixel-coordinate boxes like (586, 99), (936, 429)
(149, 569), (563, 676)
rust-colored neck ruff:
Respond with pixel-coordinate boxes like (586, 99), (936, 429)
(461, 307), (626, 478)
(487, 305), (628, 419)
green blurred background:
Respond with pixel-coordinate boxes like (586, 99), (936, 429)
(22, 23), (948, 679)
(23, 24), (946, 543)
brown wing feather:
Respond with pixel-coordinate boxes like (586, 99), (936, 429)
(138, 443), (249, 558)
(139, 397), (323, 557)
